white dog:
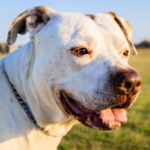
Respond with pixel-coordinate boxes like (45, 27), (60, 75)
(0, 6), (142, 150)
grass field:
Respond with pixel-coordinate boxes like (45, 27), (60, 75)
(1, 49), (150, 150)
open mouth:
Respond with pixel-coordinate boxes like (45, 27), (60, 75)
(60, 92), (128, 131)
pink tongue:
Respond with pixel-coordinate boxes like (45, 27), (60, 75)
(100, 108), (127, 123)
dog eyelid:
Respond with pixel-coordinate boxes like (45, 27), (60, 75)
(71, 47), (89, 56)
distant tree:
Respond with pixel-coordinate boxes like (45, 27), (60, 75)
(135, 40), (150, 48)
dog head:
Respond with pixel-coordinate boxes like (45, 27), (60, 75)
(7, 6), (142, 131)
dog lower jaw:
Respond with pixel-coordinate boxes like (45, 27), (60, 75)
(59, 92), (122, 131)
(79, 115), (121, 131)
(81, 120), (121, 131)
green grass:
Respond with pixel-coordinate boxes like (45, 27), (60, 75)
(1, 49), (150, 150)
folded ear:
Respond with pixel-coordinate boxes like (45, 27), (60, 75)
(7, 6), (56, 45)
(107, 12), (137, 55)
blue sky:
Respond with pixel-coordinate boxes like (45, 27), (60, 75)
(0, 0), (149, 46)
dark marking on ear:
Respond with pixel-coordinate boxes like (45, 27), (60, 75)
(108, 12), (137, 56)
(7, 6), (51, 45)
(11, 11), (28, 34)
(35, 6), (46, 14)
(35, 6), (50, 23)
(85, 14), (96, 20)
(18, 20), (26, 34)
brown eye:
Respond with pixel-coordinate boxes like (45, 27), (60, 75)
(123, 50), (129, 56)
(72, 48), (88, 56)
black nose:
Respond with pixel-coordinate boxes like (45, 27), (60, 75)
(114, 70), (142, 95)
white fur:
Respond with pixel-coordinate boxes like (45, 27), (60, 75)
(0, 7), (137, 150)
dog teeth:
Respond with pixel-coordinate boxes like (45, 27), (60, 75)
(105, 121), (119, 125)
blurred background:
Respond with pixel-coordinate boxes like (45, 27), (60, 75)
(0, 0), (150, 150)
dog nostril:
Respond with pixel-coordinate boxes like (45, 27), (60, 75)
(124, 82), (132, 89)
(137, 81), (142, 86)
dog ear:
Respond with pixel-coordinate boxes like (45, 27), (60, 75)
(107, 12), (137, 56)
(7, 6), (56, 45)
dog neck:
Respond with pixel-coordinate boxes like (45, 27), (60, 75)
(4, 41), (78, 138)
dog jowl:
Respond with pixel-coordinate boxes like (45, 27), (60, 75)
(0, 6), (142, 150)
